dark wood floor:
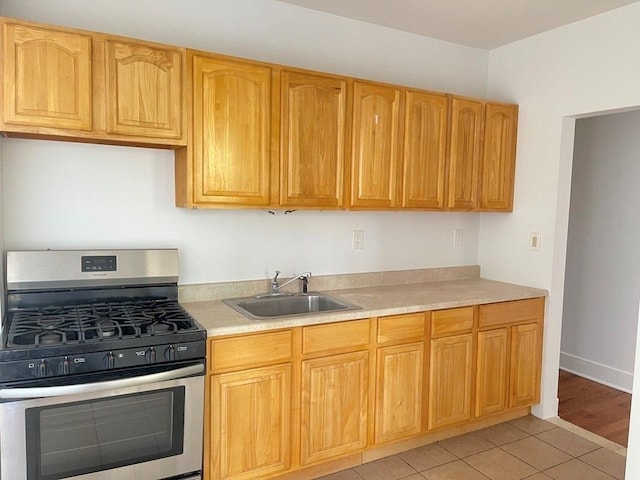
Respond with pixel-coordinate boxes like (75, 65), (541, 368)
(558, 369), (631, 447)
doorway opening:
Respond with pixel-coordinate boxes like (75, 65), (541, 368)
(558, 110), (640, 448)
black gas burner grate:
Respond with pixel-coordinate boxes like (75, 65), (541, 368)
(6, 299), (197, 348)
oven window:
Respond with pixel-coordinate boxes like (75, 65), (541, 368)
(25, 387), (185, 480)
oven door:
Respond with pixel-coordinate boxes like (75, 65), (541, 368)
(0, 362), (204, 480)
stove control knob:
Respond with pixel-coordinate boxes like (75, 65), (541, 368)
(62, 356), (71, 375)
(106, 351), (115, 369)
(166, 345), (177, 361)
(148, 347), (157, 363)
(37, 359), (48, 377)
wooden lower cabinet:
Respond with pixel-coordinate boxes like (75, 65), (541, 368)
(301, 351), (369, 465)
(428, 333), (473, 430)
(209, 364), (291, 480)
(205, 298), (544, 479)
(375, 342), (424, 444)
(510, 323), (542, 407)
(475, 328), (509, 417)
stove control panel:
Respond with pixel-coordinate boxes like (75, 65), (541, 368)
(81, 255), (117, 272)
(0, 340), (206, 382)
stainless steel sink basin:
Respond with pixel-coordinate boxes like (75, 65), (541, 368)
(223, 292), (360, 320)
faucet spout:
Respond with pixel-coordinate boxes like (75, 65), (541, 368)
(270, 271), (311, 295)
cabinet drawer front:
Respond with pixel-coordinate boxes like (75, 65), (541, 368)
(303, 320), (370, 356)
(431, 306), (474, 337)
(377, 313), (426, 344)
(210, 330), (292, 373)
(479, 297), (544, 329)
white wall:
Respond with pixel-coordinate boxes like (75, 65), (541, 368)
(0, 0), (488, 285)
(483, 1), (640, 424)
(560, 112), (640, 392)
(0, 0), (488, 97)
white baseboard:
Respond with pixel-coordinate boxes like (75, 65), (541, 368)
(559, 351), (633, 393)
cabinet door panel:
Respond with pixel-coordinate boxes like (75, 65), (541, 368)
(510, 323), (542, 407)
(475, 328), (508, 417)
(301, 351), (368, 465)
(428, 334), (473, 429)
(375, 342), (424, 444)
(402, 91), (447, 209)
(480, 103), (518, 211)
(351, 82), (401, 208)
(3, 22), (92, 130)
(281, 71), (346, 207)
(211, 365), (291, 480)
(106, 40), (183, 139)
(193, 56), (271, 205)
(447, 98), (483, 210)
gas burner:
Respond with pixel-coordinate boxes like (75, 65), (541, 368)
(97, 319), (119, 338)
(37, 331), (65, 346)
(150, 323), (171, 334)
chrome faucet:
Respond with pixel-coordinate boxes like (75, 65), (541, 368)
(270, 270), (311, 295)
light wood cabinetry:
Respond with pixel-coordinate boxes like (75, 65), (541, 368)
(205, 297), (544, 479)
(475, 328), (509, 416)
(301, 351), (369, 464)
(475, 298), (544, 419)
(428, 307), (475, 430)
(428, 333), (474, 430)
(1, 16), (519, 212)
(350, 81), (401, 208)
(105, 39), (184, 139)
(447, 97), (518, 212)
(402, 91), (448, 209)
(480, 103), (518, 211)
(509, 322), (542, 407)
(211, 365), (291, 480)
(190, 54), (272, 206)
(2, 21), (93, 131)
(300, 321), (370, 465)
(207, 331), (293, 480)
(0, 17), (186, 146)
(280, 70), (347, 208)
(374, 313), (426, 444)
(447, 97), (483, 210)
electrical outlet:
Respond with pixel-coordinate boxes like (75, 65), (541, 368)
(454, 229), (464, 247)
(352, 230), (364, 250)
(530, 232), (541, 252)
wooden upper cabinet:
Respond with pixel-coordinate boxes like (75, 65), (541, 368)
(447, 97), (483, 211)
(2, 21), (92, 131)
(192, 55), (272, 206)
(480, 103), (518, 211)
(402, 91), (448, 209)
(350, 81), (401, 208)
(280, 71), (347, 208)
(105, 40), (184, 139)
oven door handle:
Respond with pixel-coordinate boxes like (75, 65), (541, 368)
(0, 363), (204, 399)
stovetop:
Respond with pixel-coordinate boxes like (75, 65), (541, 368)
(7, 298), (199, 348)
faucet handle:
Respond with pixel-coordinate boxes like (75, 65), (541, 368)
(272, 270), (281, 282)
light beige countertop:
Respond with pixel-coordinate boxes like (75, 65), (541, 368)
(183, 277), (548, 338)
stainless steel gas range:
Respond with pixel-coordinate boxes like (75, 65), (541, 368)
(0, 249), (206, 480)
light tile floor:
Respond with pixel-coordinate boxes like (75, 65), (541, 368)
(316, 416), (627, 480)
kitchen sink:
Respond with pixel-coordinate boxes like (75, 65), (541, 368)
(223, 292), (360, 320)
